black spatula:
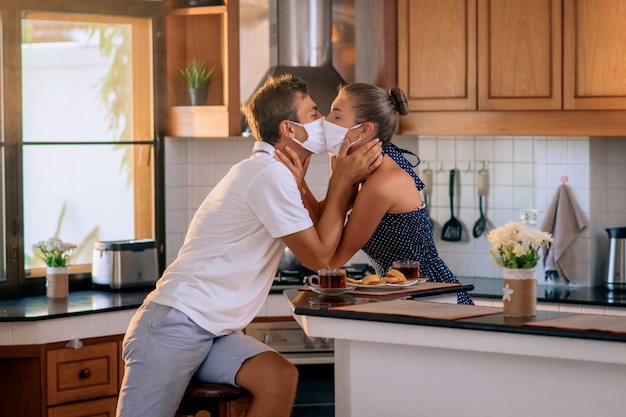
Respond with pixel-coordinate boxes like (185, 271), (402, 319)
(442, 169), (462, 241)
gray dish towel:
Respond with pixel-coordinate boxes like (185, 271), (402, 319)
(540, 184), (588, 283)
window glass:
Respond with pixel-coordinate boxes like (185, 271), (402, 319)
(23, 144), (136, 268)
(0, 10), (5, 283)
(21, 15), (154, 275)
(0, 148), (5, 283)
(22, 19), (132, 142)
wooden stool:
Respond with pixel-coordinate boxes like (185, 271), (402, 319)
(175, 382), (252, 417)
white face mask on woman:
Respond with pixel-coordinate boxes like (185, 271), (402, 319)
(290, 117), (327, 154)
(323, 120), (365, 155)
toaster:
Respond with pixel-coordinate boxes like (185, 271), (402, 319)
(92, 239), (159, 289)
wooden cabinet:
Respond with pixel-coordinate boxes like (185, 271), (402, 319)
(563, 0), (626, 109)
(398, 0), (561, 112)
(164, 0), (240, 137)
(46, 342), (119, 406)
(0, 335), (123, 417)
(397, 0), (477, 111)
(478, 0), (562, 110)
(48, 397), (118, 417)
(396, 0), (626, 135)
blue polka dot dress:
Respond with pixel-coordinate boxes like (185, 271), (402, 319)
(361, 143), (474, 305)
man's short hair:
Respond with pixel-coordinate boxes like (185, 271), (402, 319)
(242, 74), (310, 144)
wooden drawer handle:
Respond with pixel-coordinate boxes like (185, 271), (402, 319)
(79, 368), (92, 379)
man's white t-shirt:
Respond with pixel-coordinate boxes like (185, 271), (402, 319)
(146, 141), (313, 336)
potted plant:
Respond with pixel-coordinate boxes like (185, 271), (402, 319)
(179, 59), (215, 106)
(487, 220), (552, 317)
(33, 237), (77, 298)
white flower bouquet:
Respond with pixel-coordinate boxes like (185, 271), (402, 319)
(33, 237), (77, 268)
(486, 221), (553, 269)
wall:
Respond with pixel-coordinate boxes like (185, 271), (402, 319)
(164, 135), (626, 287)
(167, 0), (626, 287)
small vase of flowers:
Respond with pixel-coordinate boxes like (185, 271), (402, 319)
(487, 221), (553, 317)
(33, 237), (77, 298)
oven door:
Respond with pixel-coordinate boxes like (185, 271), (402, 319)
(291, 362), (334, 417)
(246, 321), (335, 417)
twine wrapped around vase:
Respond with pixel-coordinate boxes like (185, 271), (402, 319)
(502, 267), (536, 317)
(46, 267), (69, 299)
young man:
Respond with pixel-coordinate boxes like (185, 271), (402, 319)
(116, 74), (382, 417)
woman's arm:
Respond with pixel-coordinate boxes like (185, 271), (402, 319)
(328, 160), (424, 267)
(279, 140), (383, 269)
(327, 168), (394, 267)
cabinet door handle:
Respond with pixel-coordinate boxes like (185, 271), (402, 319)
(79, 368), (91, 379)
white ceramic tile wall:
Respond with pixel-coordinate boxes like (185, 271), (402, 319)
(164, 136), (626, 287)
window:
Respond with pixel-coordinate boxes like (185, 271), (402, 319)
(0, 0), (164, 298)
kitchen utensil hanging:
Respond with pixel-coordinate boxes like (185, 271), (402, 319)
(421, 167), (434, 229)
(442, 169), (462, 241)
(472, 168), (489, 238)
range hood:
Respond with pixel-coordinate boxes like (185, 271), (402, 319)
(248, 0), (346, 119)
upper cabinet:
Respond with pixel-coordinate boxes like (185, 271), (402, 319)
(478, 0), (562, 110)
(563, 0), (626, 110)
(397, 0), (477, 111)
(164, 0), (240, 137)
(397, 0), (626, 135)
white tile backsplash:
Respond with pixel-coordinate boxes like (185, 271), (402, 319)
(164, 135), (626, 286)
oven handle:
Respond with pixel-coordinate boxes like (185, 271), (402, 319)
(282, 352), (334, 365)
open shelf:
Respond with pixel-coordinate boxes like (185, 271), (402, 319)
(168, 105), (229, 137)
(164, 0), (240, 137)
(168, 5), (227, 16)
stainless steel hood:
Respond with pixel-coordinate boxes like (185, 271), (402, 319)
(249, 0), (346, 116)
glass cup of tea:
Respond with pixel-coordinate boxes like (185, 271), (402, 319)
(309, 268), (347, 289)
(391, 260), (421, 280)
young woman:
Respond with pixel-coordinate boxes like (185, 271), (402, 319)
(281, 83), (473, 304)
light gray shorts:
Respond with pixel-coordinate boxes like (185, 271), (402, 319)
(116, 301), (275, 417)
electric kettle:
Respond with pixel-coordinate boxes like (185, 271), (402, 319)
(605, 227), (626, 291)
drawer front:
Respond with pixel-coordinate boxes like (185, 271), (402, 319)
(47, 342), (119, 405)
(48, 396), (118, 417)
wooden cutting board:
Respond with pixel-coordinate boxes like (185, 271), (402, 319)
(330, 299), (503, 320)
(522, 313), (626, 334)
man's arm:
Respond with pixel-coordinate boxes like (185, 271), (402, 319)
(280, 139), (382, 270)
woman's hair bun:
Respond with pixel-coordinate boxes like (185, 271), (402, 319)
(389, 87), (409, 116)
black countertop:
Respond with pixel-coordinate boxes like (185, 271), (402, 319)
(1, 275), (624, 322)
(461, 276), (626, 307)
(0, 283), (471, 322)
(285, 288), (626, 344)
(0, 289), (150, 322)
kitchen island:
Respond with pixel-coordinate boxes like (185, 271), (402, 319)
(284, 288), (626, 417)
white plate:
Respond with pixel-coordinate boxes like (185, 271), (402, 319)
(308, 284), (356, 296)
(351, 279), (425, 291)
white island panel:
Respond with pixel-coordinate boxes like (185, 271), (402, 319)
(299, 315), (626, 417)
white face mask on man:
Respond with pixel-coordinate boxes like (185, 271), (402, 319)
(323, 120), (365, 155)
(290, 117), (327, 154)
